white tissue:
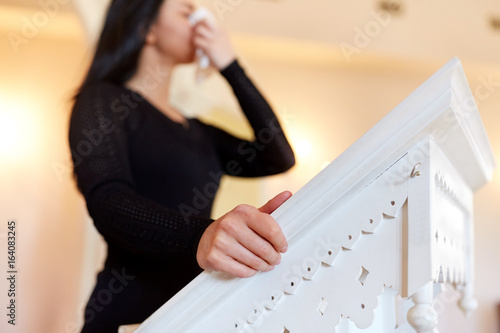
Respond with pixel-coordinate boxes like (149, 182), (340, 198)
(188, 7), (216, 70)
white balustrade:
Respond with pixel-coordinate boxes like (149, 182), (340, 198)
(130, 58), (494, 333)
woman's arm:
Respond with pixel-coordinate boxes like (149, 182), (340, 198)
(70, 83), (213, 258)
(194, 19), (295, 177)
(215, 59), (295, 176)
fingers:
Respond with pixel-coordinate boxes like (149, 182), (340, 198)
(196, 192), (292, 278)
(202, 250), (258, 278)
(192, 20), (236, 70)
(220, 258), (257, 279)
(217, 208), (281, 266)
(227, 236), (276, 273)
(254, 191), (292, 253)
(234, 224), (282, 267)
(193, 20), (215, 51)
(197, 223), (274, 278)
(194, 20), (215, 39)
(193, 36), (209, 52)
(196, 221), (257, 278)
(258, 191), (292, 215)
(248, 214), (288, 255)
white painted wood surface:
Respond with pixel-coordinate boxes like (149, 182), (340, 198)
(133, 58), (495, 333)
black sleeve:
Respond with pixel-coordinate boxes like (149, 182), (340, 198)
(69, 83), (213, 258)
(210, 59), (295, 177)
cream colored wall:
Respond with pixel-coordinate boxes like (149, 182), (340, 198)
(0, 6), (100, 333)
(0, 5), (499, 333)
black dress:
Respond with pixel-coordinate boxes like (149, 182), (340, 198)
(69, 59), (295, 332)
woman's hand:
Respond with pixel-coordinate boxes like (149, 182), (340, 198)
(193, 18), (236, 70)
(196, 191), (292, 278)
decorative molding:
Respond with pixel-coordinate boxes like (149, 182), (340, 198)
(458, 284), (478, 317)
(434, 171), (469, 216)
(135, 58), (494, 332)
(432, 170), (470, 286)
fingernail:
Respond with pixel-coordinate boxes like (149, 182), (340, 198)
(267, 265), (275, 272)
(280, 245), (288, 253)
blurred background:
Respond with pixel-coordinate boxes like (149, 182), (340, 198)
(0, 0), (499, 332)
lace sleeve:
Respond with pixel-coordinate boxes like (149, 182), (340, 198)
(212, 60), (295, 177)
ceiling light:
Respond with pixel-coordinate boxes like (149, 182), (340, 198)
(378, 0), (404, 16)
(490, 16), (500, 31)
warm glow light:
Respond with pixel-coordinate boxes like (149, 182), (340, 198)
(321, 161), (331, 170)
(0, 112), (22, 155)
(295, 139), (313, 159)
(0, 98), (38, 162)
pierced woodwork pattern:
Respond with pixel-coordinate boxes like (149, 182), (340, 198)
(434, 172), (469, 214)
(221, 158), (412, 332)
(432, 171), (471, 285)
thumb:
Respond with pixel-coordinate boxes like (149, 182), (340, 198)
(258, 191), (293, 215)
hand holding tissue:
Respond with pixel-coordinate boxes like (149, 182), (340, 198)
(189, 7), (215, 69)
(189, 7), (216, 83)
(189, 7), (236, 82)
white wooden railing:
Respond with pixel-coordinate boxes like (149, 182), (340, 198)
(126, 58), (494, 333)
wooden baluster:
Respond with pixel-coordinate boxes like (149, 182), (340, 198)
(458, 284), (477, 317)
(407, 282), (438, 333)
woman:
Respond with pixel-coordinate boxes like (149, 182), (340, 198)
(69, 0), (295, 331)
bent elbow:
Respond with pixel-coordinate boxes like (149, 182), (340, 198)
(269, 149), (295, 175)
(281, 151), (296, 172)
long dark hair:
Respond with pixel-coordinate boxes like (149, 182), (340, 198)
(75, 0), (165, 99)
